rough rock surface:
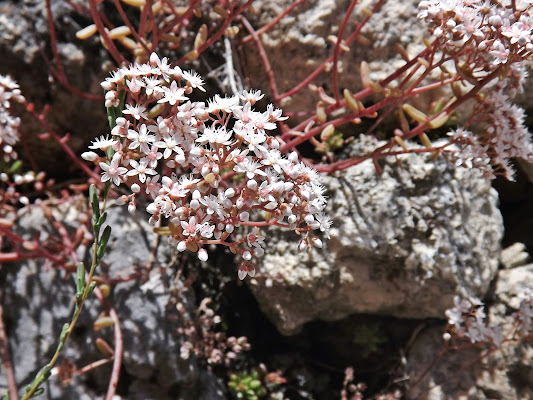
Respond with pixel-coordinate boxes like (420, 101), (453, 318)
(0, 198), (225, 399)
(249, 137), (503, 335)
(0, 1), (109, 177)
(244, 0), (425, 116)
(405, 259), (533, 399)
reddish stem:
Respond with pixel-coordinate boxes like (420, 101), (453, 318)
(25, 102), (101, 182)
(241, 0), (306, 44)
(331, 0), (359, 103)
(76, 357), (113, 375)
(174, 0), (255, 66)
(88, 0), (127, 64)
(0, 299), (19, 400)
(238, 16), (280, 104)
(112, 0), (152, 56)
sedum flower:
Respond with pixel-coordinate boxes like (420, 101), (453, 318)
(99, 153), (128, 186)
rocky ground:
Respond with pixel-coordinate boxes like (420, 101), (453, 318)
(1, 0), (533, 399)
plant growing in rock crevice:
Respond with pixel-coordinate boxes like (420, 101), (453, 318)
(2, 0), (533, 398)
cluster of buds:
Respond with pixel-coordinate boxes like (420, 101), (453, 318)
(419, 0), (533, 74)
(0, 75), (25, 162)
(417, 0), (533, 180)
(177, 297), (250, 366)
(447, 88), (533, 180)
(444, 294), (533, 347)
(83, 53), (331, 278)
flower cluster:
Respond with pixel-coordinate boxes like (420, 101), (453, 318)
(0, 75), (25, 162)
(417, 0), (533, 180)
(447, 88), (533, 180)
(177, 297), (250, 366)
(83, 53), (331, 278)
(419, 0), (533, 77)
(444, 294), (533, 347)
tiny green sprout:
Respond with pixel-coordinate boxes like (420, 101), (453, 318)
(352, 323), (389, 357)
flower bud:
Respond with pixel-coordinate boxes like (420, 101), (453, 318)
(239, 211), (250, 221)
(247, 264), (256, 277)
(131, 183), (140, 193)
(116, 195), (129, 206)
(128, 202), (136, 214)
(225, 188), (235, 198)
(247, 179), (257, 190)
(177, 241), (187, 252)
(190, 199), (200, 210)
(190, 147), (204, 157)
(312, 237), (323, 248)
(81, 151), (98, 162)
(238, 266), (247, 280)
(198, 248), (208, 262)
(243, 250), (252, 260)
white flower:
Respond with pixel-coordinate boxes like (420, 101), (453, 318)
(158, 81), (188, 106)
(128, 124), (155, 154)
(149, 52), (174, 80)
(196, 126), (233, 146)
(155, 134), (184, 159)
(181, 216), (199, 236)
(123, 104), (148, 120)
(89, 135), (118, 150)
(199, 194), (225, 218)
(126, 159), (156, 183)
(182, 70), (205, 92)
(233, 157), (267, 179)
(207, 94), (241, 114)
(239, 89), (264, 104)
(99, 154), (128, 186)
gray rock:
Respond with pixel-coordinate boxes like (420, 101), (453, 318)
(249, 138), (503, 335)
(500, 242), (529, 270)
(405, 264), (533, 399)
(0, 198), (222, 399)
(0, 0), (109, 176)
(244, 0), (424, 117)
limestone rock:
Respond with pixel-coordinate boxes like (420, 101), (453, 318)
(0, 198), (223, 399)
(249, 138), (503, 335)
(405, 264), (533, 399)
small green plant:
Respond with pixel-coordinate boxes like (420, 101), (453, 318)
(228, 370), (267, 400)
(352, 323), (389, 357)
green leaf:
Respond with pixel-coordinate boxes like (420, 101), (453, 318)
(60, 323), (70, 342)
(103, 180), (111, 201)
(249, 380), (262, 390)
(30, 388), (44, 397)
(8, 160), (22, 173)
(89, 184), (100, 223)
(88, 281), (97, 296)
(76, 263), (86, 295)
(32, 365), (51, 384)
(93, 211), (107, 237)
(96, 226), (111, 261)
(97, 212), (107, 227)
